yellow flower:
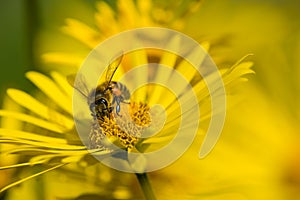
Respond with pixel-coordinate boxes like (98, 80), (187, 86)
(0, 0), (254, 199)
(41, 0), (202, 71)
(0, 51), (253, 195)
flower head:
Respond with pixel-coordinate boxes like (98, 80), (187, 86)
(0, 0), (254, 199)
(42, 0), (202, 70)
(0, 48), (253, 195)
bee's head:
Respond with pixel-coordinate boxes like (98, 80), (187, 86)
(95, 97), (108, 107)
(88, 97), (110, 122)
(89, 96), (107, 111)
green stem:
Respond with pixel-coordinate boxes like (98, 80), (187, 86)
(135, 173), (157, 200)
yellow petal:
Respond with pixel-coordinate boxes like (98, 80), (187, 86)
(62, 18), (102, 48)
(0, 162), (43, 170)
(0, 164), (65, 193)
(7, 89), (73, 129)
(0, 110), (66, 133)
(95, 1), (119, 36)
(148, 35), (181, 105)
(42, 52), (84, 67)
(0, 137), (85, 150)
(50, 71), (73, 98)
(159, 35), (180, 67)
(0, 129), (67, 144)
(137, 0), (154, 26)
(142, 135), (174, 145)
(26, 71), (72, 114)
(29, 154), (62, 164)
(61, 156), (82, 163)
(200, 41), (210, 51)
(117, 0), (137, 29)
(223, 61), (255, 85)
(5, 147), (88, 156)
(193, 72), (216, 102)
(128, 49), (149, 102)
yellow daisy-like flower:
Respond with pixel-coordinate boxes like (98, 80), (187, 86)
(0, 50), (253, 195)
(41, 0), (202, 71)
(0, 0), (254, 199)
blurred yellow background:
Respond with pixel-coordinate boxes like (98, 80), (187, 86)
(0, 0), (300, 199)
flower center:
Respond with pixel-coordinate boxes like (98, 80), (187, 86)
(89, 102), (151, 150)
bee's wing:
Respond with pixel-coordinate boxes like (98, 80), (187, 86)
(67, 74), (90, 98)
(105, 53), (124, 87)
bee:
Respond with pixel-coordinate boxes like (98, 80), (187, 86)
(68, 54), (130, 121)
(68, 54), (132, 149)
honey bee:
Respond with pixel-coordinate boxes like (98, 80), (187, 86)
(68, 54), (133, 149)
(68, 54), (130, 121)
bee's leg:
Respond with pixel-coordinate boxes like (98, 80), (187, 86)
(116, 104), (121, 115)
(119, 96), (129, 104)
(109, 106), (114, 113)
(112, 96), (116, 104)
(115, 97), (122, 117)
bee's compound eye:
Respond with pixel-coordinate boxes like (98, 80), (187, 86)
(95, 98), (108, 107)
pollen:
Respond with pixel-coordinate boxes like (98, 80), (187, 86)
(89, 102), (151, 150)
(129, 102), (151, 127)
